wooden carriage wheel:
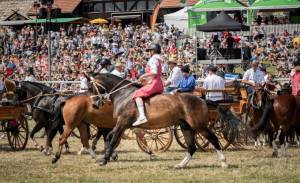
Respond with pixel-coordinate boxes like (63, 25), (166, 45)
(6, 117), (29, 151)
(136, 127), (173, 154)
(173, 125), (208, 151)
(72, 124), (98, 139)
(122, 129), (136, 140)
(209, 119), (231, 150)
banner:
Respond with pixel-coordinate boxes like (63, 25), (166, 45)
(188, 10), (207, 28)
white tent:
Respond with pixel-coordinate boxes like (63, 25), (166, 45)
(164, 7), (189, 33)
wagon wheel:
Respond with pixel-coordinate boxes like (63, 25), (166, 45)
(122, 129), (136, 140)
(173, 125), (208, 151)
(72, 125), (98, 139)
(209, 120), (231, 150)
(136, 127), (173, 154)
(7, 117), (29, 151)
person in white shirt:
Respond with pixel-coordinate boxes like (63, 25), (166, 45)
(79, 72), (88, 93)
(202, 65), (225, 101)
(111, 62), (125, 78)
(24, 69), (36, 82)
(242, 61), (265, 94)
(164, 56), (183, 92)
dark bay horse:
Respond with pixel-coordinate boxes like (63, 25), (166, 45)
(53, 74), (240, 168)
(16, 81), (70, 154)
(250, 88), (300, 157)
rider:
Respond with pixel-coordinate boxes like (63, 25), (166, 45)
(164, 56), (182, 92)
(290, 56), (300, 96)
(24, 67), (36, 82)
(242, 60), (265, 95)
(98, 58), (111, 74)
(132, 44), (164, 126)
(202, 65), (225, 101)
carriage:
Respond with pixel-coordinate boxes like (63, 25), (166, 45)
(130, 82), (249, 154)
(0, 80), (29, 151)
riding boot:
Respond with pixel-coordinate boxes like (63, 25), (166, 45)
(132, 99), (148, 126)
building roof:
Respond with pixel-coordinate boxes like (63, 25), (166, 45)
(53, 0), (82, 13)
(160, 0), (199, 9)
(28, 0), (82, 16)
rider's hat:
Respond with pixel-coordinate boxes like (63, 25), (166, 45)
(100, 58), (111, 66)
(181, 65), (190, 73)
(146, 44), (161, 54)
(167, 55), (177, 64)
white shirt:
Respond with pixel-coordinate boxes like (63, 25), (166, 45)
(167, 66), (183, 88)
(80, 76), (88, 90)
(24, 75), (36, 82)
(111, 69), (125, 78)
(100, 68), (109, 74)
(202, 74), (225, 101)
(242, 68), (265, 85)
(148, 54), (161, 75)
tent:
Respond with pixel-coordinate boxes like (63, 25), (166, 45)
(191, 0), (246, 12)
(250, 0), (300, 10)
(164, 7), (189, 33)
(196, 11), (249, 32)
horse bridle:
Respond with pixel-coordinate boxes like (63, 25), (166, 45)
(90, 77), (135, 100)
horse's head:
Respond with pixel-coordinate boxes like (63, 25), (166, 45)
(87, 73), (125, 95)
(252, 85), (270, 110)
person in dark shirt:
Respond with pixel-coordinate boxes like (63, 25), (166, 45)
(226, 33), (235, 59)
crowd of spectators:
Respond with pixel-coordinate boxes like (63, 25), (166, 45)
(0, 21), (299, 91)
(0, 23), (196, 90)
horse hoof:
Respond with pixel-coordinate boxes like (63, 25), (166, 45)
(221, 161), (228, 168)
(272, 152), (278, 158)
(112, 153), (118, 161)
(52, 158), (58, 164)
(40, 146), (44, 152)
(174, 164), (184, 169)
(99, 160), (107, 166)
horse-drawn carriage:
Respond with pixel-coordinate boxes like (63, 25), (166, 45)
(0, 79), (29, 150)
(120, 81), (249, 154)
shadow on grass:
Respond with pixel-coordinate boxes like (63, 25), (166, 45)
(166, 164), (239, 170)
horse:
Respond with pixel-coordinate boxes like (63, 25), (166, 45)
(16, 81), (72, 154)
(52, 74), (240, 168)
(249, 86), (300, 157)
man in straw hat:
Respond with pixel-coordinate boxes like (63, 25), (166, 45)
(164, 55), (183, 92)
(242, 60), (265, 95)
(111, 62), (125, 78)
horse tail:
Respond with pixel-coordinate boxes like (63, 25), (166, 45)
(206, 100), (240, 143)
(249, 99), (273, 137)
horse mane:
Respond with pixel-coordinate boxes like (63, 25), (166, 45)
(92, 73), (142, 88)
(22, 81), (56, 93)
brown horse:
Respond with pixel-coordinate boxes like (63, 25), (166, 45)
(52, 74), (240, 168)
(250, 87), (300, 157)
(50, 95), (122, 162)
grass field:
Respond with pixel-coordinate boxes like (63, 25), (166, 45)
(0, 128), (300, 183)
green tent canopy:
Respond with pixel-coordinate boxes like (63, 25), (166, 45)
(191, 0), (246, 12)
(250, 0), (300, 10)
(30, 17), (82, 24)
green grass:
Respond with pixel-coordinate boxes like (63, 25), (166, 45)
(0, 124), (300, 183)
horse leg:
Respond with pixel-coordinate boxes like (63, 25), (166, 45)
(43, 125), (53, 156)
(100, 124), (125, 166)
(102, 128), (118, 161)
(272, 131), (279, 158)
(58, 125), (70, 153)
(199, 127), (228, 168)
(174, 121), (197, 169)
(30, 121), (44, 150)
(92, 127), (103, 151)
(52, 126), (74, 164)
(279, 131), (288, 157)
(77, 123), (96, 159)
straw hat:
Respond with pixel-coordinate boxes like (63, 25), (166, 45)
(167, 55), (178, 64)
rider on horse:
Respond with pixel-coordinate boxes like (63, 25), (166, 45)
(242, 60), (265, 95)
(290, 55), (300, 96)
(132, 44), (164, 126)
